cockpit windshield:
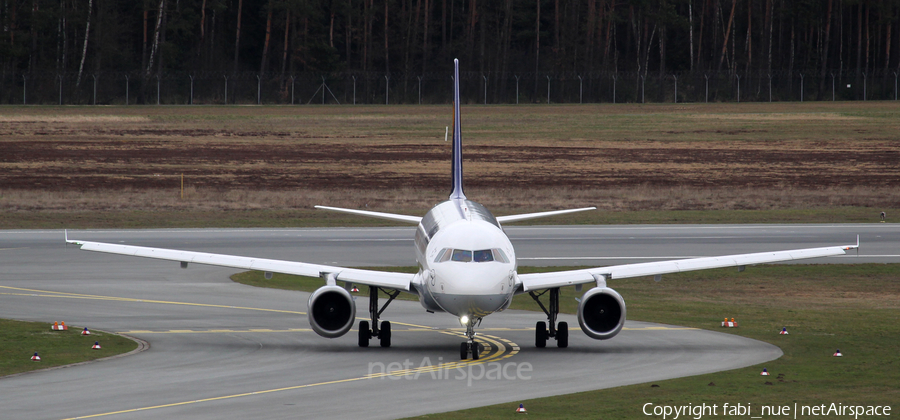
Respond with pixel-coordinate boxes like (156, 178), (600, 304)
(434, 248), (509, 263)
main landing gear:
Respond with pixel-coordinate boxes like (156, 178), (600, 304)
(358, 285), (400, 348)
(529, 288), (568, 348)
(459, 318), (484, 360)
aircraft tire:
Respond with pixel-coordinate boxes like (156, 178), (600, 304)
(358, 321), (370, 347)
(535, 321), (547, 348)
(557, 321), (569, 348)
(380, 321), (391, 348)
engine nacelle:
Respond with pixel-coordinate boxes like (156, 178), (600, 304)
(577, 287), (626, 340)
(308, 285), (356, 338)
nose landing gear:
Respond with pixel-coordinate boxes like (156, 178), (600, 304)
(459, 317), (484, 360)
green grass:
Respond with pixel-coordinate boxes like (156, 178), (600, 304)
(3, 207), (891, 229)
(231, 264), (900, 419)
(0, 319), (139, 377)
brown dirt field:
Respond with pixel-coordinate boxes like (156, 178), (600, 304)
(1, 103), (898, 214)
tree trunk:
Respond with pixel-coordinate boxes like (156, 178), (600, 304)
(76, 0), (93, 87)
(145, 0), (165, 77)
(261, 3), (273, 74)
(233, 0), (243, 74)
(423, 0), (430, 74)
(281, 9), (290, 80)
(817, 0), (832, 100)
(534, 0), (540, 98)
(384, 0), (389, 73)
(716, 0), (736, 72)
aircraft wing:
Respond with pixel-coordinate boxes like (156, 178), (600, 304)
(517, 240), (858, 292)
(314, 206), (422, 224)
(497, 207), (597, 224)
(66, 237), (413, 291)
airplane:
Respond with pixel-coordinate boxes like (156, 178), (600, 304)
(66, 59), (859, 360)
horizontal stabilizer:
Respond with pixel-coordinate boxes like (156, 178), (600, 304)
(314, 205), (422, 224)
(497, 207), (596, 224)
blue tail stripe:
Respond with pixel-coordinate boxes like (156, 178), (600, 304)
(450, 59), (466, 200)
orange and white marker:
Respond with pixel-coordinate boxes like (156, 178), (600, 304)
(721, 317), (728, 327)
(516, 404), (527, 413)
(82, 327), (91, 336)
(730, 318), (738, 327)
(51, 321), (68, 331)
(780, 328), (789, 335)
(833, 349), (842, 357)
(760, 368), (770, 376)
(31, 352), (41, 361)
(92, 342), (101, 350)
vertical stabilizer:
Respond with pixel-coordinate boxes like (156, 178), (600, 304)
(449, 59), (466, 200)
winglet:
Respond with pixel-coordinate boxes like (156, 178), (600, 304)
(64, 229), (83, 246)
(449, 58), (466, 200)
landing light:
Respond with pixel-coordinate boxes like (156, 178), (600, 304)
(460, 315), (469, 326)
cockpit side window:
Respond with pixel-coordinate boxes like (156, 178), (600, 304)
(434, 248), (452, 263)
(473, 249), (494, 262)
(491, 248), (510, 263)
(450, 249), (472, 262)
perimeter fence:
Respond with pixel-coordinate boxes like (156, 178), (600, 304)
(2, 70), (898, 105)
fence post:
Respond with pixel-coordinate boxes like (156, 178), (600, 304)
(92, 74), (97, 105)
(156, 75), (160, 105)
(672, 74), (677, 103)
(640, 75), (645, 103)
(895, 72), (898, 100)
(704, 74), (709, 103)
(291, 75), (296, 104)
(735, 74), (741, 102)
(577, 75), (583, 104)
(384, 75), (390, 104)
(612, 74), (617, 103)
(482, 74), (487, 105)
(223, 75), (228, 104)
(514, 75), (520, 104)
(831, 73), (835, 101)
(257, 75), (261, 105)
(351, 75), (356, 105)
(419, 75), (423, 105)
(546, 75), (551, 104)
(768, 74), (772, 102)
(58, 74), (63, 105)
(863, 73), (867, 100)
(189, 75), (194, 105)
(22, 75), (26, 104)
(799, 73), (804, 102)
(125, 75), (129, 105)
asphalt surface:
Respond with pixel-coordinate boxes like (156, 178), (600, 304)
(0, 224), (896, 419)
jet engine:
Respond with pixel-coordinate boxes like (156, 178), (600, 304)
(577, 287), (626, 340)
(308, 285), (356, 338)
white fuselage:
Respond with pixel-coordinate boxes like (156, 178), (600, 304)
(413, 199), (517, 319)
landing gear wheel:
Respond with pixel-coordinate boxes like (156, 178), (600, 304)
(358, 321), (370, 348)
(472, 343), (482, 360)
(557, 321), (569, 348)
(535, 321), (547, 348)
(379, 321), (391, 348)
(460, 342), (468, 360)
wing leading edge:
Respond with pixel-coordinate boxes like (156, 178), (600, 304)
(66, 238), (413, 291)
(518, 240), (859, 292)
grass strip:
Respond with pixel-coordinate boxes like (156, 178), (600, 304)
(0, 319), (139, 377)
(2, 207), (891, 229)
(232, 264), (900, 418)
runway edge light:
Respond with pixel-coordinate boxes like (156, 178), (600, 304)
(92, 342), (101, 350)
(516, 404), (527, 413)
(82, 327), (91, 335)
(780, 327), (789, 335)
(31, 352), (41, 361)
(833, 349), (843, 357)
(760, 368), (769, 376)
